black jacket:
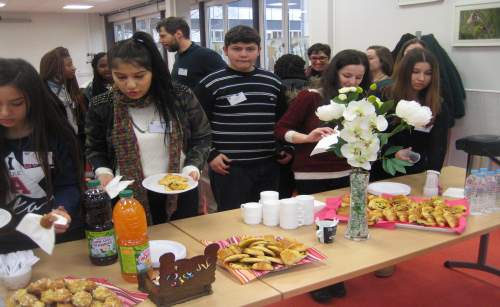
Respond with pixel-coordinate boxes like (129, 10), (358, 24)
(85, 83), (211, 173)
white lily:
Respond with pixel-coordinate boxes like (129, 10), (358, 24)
(343, 99), (376, 121)
(340, 117), (372, 143)
(340, 142), (373, 170)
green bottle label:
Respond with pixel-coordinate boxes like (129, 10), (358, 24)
(118, 243), (151, 274)
(85, 230), (117, 258)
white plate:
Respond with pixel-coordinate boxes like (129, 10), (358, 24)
(142, 173), (198, 194)
(149, 240), (187, 268)
(367, 182), (411, 196)
(0, 208), (12, 228)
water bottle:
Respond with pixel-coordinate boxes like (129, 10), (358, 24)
(465, 169), (480, 215)
(476, 172), (487, 214)
(486, 171), (498, 212)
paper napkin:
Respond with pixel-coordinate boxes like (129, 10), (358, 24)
(310, 132), (340, 156)
(105, 176), (134, 199)
(16, 213), (56, 255)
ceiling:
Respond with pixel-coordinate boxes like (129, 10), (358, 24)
(0, 0), (155, 14)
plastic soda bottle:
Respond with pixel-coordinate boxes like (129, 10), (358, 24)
(113, 189), (151, 282)
(83, 179), (118, 266)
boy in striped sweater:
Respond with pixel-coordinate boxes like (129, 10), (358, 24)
(195, 25), (291, 212)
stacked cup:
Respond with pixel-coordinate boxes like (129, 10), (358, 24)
(295, 195), (315, 226)
(260, 191), (280, 227)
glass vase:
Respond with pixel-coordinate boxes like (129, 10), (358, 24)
(345, 168), (370, 241)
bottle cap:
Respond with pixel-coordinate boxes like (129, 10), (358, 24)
(87, 179), (100, 188)
(119, 189), (133, 198)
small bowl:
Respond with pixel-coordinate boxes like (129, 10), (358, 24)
(0, 266), (32, 290)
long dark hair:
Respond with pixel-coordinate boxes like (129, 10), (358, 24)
(0, 58), (82, 206)
(390, 48), (441, 116)
(393, 38), (427, 70)
(321, 49), (371, 100)
(367, 45), (394, 76)
(39, 47), (87, 112)
(90, 52), (110, 97)
(108, 31), (177, 124)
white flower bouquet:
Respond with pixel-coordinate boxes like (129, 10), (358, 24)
(316, 85), (432, 175)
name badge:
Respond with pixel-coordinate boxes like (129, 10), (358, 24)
(148, 120), (170, 134)
(227, 92), (247, 106)
(178, 68), (188, 76)
(414, 125), (433, 133)
(23, 151), (53, 168)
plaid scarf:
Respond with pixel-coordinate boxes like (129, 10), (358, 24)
(111, 89), (183, 224)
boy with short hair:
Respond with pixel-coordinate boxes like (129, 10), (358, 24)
(195, 25), (291, 212)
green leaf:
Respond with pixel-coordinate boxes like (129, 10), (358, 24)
(392, 158), (413, 167)
(385, 159), (396, 176)
(383, 146), (403, 157)
(379, 133), (389, 147)
(390, 158), (407, 174)
(382, 158), (394, 176)
(378, 99), (395, 115)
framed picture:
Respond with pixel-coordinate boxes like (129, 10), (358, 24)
(398, 0), (442, 5)
(453, 1), (500, 46)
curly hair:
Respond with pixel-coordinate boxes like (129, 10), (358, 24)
(274, 54), (306, 80)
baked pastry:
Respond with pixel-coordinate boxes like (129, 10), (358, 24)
(72, 291), (93, 307)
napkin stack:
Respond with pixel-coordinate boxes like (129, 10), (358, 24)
(0, 250), (39, 277)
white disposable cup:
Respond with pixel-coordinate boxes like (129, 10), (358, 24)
(423, 170), (440, 197)
(280, 198), (301, 229)
(262, 199), (280, 226)
(295, 195), (315, 225)
(260, 191), (279, 203)
(241, 202), (263, 225)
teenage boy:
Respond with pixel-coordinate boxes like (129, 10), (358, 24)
(195, 25), (291, 212)
(156, 17), (226, 89)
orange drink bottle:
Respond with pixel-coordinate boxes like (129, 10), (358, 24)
(113, 189), (151, 283)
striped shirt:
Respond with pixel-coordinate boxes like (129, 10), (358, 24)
(195, 66), (287, 163)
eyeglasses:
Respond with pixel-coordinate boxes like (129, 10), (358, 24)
(310, 56), (329, 62)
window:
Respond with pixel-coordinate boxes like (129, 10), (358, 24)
(190, 8), (201, 44)
(288, 0), (309, 61)
(205, 0), (254, 60)
(264, 0), (284, 69)
(114, 20), (133, 42)
(263, 0), (309, 69)
(207, 5), (225, 57)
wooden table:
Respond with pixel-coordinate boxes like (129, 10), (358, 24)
(172, 166), (500, 300)
(0, 223), (282, 306)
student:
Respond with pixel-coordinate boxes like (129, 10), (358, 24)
(366, 45), (393, 89)
(274, 53), (309, 103)
(195, 25), (291, 212)
(305, 43), (331, 80)
(393, 38), (427, 69)
(276, 49), (371, 195)
(40, 47), (87, 138)
(84, 52), (113, 102)
(85, 32), (211, 225)
(275, 50), (371, 303)
(273, 53), (309, 198)
(0, 58), (83, 253)
(157, 16), (226, 89)
(386, 48), (450, 176)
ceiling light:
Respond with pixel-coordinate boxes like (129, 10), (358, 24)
(63, 4), (94, 10)
(0, 3), (6, 8)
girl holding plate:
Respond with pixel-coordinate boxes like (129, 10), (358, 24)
(85, 32), (211, 225)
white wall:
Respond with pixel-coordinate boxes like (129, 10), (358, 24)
(0, 12), (106, 86)
(322, 0), (500, 168)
